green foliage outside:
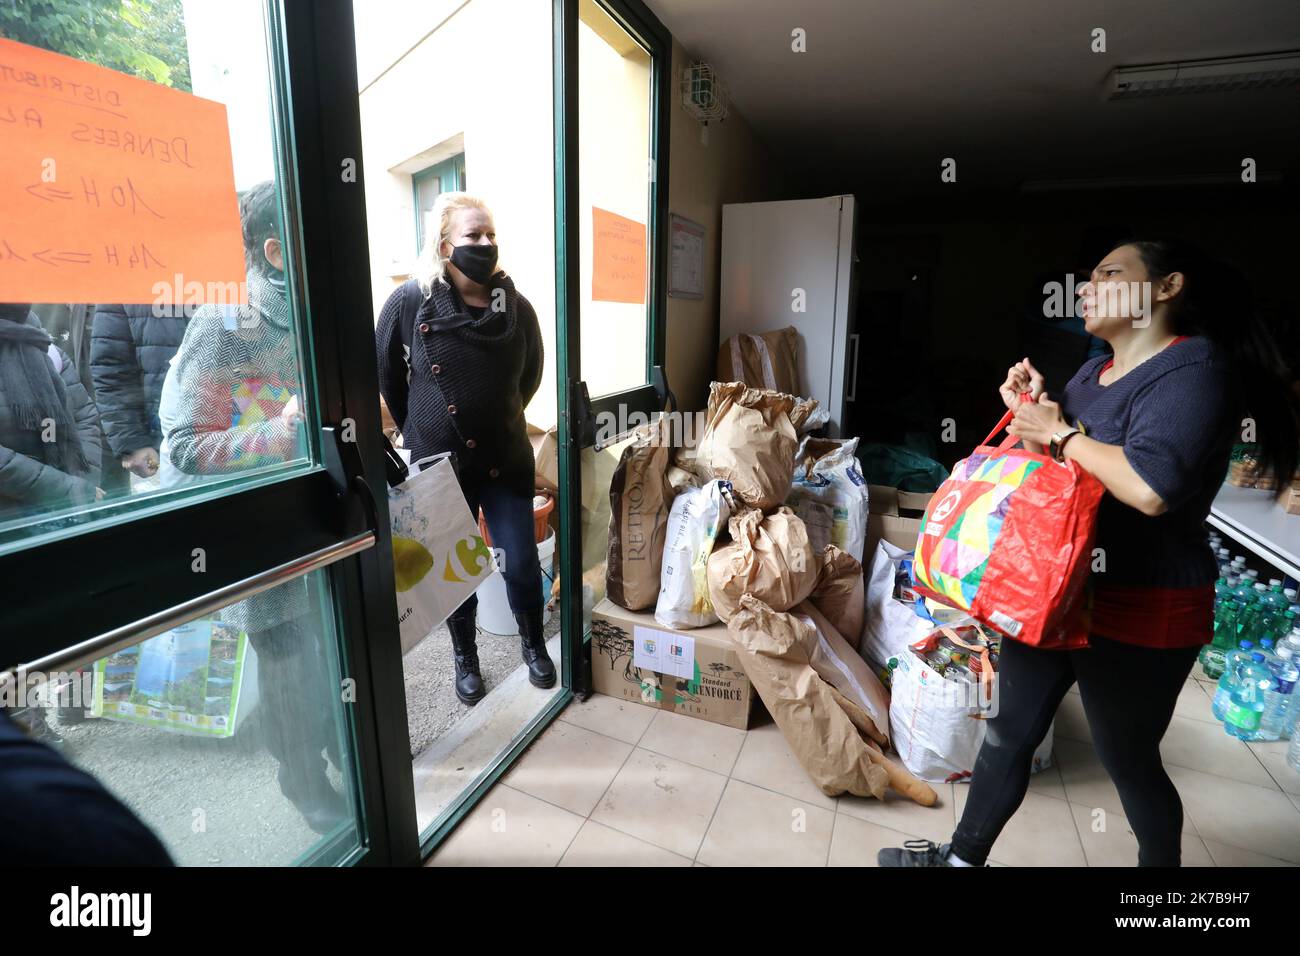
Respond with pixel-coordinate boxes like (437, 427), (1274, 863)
(0, 0), (192, 91)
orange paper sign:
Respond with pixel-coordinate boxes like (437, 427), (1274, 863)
(0, 37), (246, 305)
(592, 207), (646, 304)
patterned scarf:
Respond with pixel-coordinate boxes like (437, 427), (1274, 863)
(248, 269), (291, 330)
(421, 273), (519, 343)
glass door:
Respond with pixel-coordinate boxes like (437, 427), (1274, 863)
(0, 0), (418, 865)
(351, 0), (575, 855)
(556, 0), (672, 694)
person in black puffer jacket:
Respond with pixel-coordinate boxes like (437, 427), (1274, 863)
(0, 303), (103, 519)
(0, 301), (103, 746)
(376, 191), (552, 704)
(90, 302), (189, 484)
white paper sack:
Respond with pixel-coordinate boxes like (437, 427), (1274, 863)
(889, 645), (1054, 783)
(858, 540), (932, 671)
(787, 435), (870, 563)
(655, 480), (733, 629)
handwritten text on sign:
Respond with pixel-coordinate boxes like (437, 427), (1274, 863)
(0, 37), (246, 304)
(592, 207), (646, 304)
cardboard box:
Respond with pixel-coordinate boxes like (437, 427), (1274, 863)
(1285, 482), (1300, 516)
(589, 599), (756, 729)
(865, 483), (933, 555)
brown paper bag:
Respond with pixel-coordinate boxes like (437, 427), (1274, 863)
(697, 382), (798, 511)
(606, 418), (676, 610)
(793, 599), (889, 745)
(706, 506), (818, 623)
(808, 546), (865, 649)
(716, 327), (801, 395)
(527, 423), (559, 494)
(728, 595), (935, 805)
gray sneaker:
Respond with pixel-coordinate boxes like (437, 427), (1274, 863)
(877, 839), (957, 867)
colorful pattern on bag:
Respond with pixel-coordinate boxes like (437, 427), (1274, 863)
(913, 450), (1044, 608)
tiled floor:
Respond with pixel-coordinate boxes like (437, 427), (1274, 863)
(427, 673), (1300, 867)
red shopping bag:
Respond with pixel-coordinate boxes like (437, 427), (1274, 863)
(911, 401), (1103, 649)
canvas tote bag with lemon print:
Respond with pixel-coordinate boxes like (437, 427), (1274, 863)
(389, 453), (494, 654)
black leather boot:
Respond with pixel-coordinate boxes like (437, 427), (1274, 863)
(515, 610), (556, 688)
(447, 611), (486, 705)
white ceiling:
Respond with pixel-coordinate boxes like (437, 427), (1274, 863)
(644, 0), (1300, 197)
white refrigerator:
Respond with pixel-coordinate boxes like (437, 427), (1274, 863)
(719, 195), (858, 436)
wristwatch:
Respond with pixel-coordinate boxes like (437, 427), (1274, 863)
(1050, 427), (1081, 462)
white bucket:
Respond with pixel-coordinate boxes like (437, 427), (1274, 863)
(476, 528), (556, 636)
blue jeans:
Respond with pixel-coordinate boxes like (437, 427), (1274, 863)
(450, 482), (543, 621)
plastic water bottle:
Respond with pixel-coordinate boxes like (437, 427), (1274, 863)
(1259, 645), (1298, 741)
(1204, 596), (1245, 678)
(1224, 654), (1275, 741)
(1262, 582), (1290, 629)
(1214, 576), (1232, 600)
(1212, 640), (1255, 721)
(1238, 584), (1269, 641)
(1213, 599), (1243, 648)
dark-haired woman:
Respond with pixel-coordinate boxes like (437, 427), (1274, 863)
(881, 238), (1300, 868)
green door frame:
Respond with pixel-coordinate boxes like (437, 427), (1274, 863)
(556, 0), (673, 698)
(0, 0), (673, 867)
(0, 0), (423, 867)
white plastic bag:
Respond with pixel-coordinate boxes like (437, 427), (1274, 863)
(389, 455), (494, 655)
(859, 540), (931, 671)
(654, 480), (733, 629)
(889, 635), (1054, 783)
(786, 435), (870, 563)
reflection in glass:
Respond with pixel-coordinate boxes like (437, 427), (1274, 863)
(20, 568), (361, 866)
(0, 0), (312, 551)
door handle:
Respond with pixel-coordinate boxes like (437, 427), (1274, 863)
(846, 333), (861, 402)
(322, 423), (380, 535)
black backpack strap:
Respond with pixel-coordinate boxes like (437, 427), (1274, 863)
(396, 278), (423, 358)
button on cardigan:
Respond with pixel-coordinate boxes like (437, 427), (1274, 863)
(376, 275), (543, 495)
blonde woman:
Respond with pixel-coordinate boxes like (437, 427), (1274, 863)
(376, 192), (551, 703)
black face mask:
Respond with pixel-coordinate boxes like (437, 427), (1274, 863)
(449, 243), (499, 285)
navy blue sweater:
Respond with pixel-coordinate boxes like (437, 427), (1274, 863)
(0, 712), (173, 864)
(1060, 336), (1236, 588)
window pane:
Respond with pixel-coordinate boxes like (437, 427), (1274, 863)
(578, 3), (653, 399)
(0, 0), (315, 554)
(6, 567), (362, 866)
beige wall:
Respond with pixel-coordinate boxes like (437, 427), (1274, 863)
(664, 40), (790, 413)
(357, 8), (788, 427)
(356, 0), (558, 423)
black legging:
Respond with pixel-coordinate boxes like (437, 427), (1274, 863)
(950, 634), (1199, 867)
